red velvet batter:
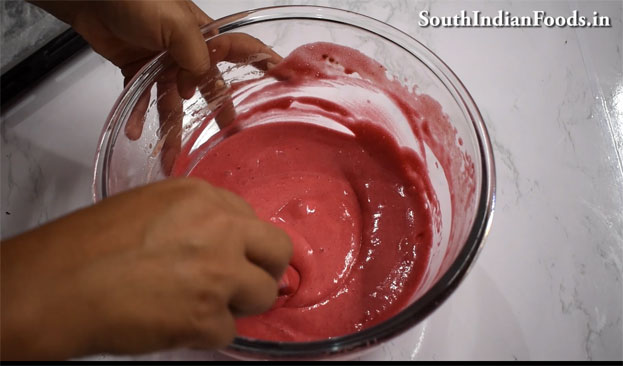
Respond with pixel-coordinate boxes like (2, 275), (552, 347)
(171, 42), (461, 342)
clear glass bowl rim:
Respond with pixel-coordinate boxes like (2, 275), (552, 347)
(93, 5), (496, 359)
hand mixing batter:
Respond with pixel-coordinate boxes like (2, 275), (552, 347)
(173, 42), (447, 341)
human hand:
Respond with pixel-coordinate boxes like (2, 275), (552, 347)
(0, 178), (292, 360)
(30, 0), (215, 97)
(31, 0), (282, 175)
(28, 0), (212, 175)
(123, 32), (283, 175)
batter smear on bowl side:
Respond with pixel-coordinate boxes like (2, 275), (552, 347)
(172, 42), (472, 341)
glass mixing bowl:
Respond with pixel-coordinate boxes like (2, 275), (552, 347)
(93, 5), (495, 360)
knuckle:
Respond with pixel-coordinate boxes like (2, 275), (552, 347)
(193, 58), (212, 76)
(162, 178), (220, 209)
(161, 10), (187, 38)
(197, 264), (236, 297)
(209, 213), (241, 239)
(188, 302), (218, 336)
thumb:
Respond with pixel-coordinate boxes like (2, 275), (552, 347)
(166, 20), (211, 99)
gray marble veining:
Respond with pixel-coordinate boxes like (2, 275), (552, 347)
(1, 0), (69, 73)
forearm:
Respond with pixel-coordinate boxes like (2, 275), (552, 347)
(0, 233), (94, 360)
(27, 0), (86, 25)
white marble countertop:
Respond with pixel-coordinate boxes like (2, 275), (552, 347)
(1, 0), (621, 361)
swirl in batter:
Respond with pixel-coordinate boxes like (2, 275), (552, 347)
(173, 42), (448, 341)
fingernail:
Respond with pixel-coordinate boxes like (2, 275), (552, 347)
(181, 86), (196, 100)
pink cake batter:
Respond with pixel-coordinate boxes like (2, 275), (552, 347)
(172, 42), (473, 341)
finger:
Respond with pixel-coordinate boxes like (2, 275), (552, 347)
(184, 0), (214, 26)
(169, 29), (210, 99)
(207, 33), (283, 71)
(228, 261), (279, 317)
(120, 55), (159, 141)
(198, 66), (236, 129)
(118, 51), (157, 81)
(166, 16), (211, 99)
(278, 265), (301, 297)
(241, 219), (293, 280)
(184, 1), (219, 40)
(197, 33), (283, 129)
(156, 80), (183, 176)
(120, 47), (171, 140)
(125, 86), (152, 140)
(186, 305), (236, 349)
(215, 93), (236, 129)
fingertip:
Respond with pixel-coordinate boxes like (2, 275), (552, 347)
(125, 122), (142, 141)
(125, 88), (151, 140)
(179, 86), (196, 100)
(177, 69), (198, 99)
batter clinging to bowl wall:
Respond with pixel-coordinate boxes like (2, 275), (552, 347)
(1, 1), (291, 360)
